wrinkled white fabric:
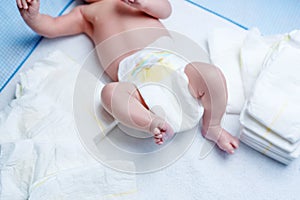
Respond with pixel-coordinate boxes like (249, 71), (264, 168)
(0, 51), (137, 200)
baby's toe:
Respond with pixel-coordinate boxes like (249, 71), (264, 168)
(157, 141), (163, 145)
(153, 128), (160, 135)
(154, 133), (162, 139)
(217, 140), (235, 154)
(224, 143), (235, 154)
(231, 139), (239, 149)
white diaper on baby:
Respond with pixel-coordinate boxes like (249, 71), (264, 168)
(118, 48), (204, 133)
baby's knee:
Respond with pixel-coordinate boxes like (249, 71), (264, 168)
(186, 62), (225, 83)
(206, 64), (226, 85)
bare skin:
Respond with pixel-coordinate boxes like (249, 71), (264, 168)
(17, 0), (239, 153)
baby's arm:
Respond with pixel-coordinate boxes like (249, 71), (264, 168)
(84, 0), (103, 3)
(17, 0), (87, 38)
(121, 0), (172, 19)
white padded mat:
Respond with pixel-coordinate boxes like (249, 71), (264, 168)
(1, 0), (300, 199)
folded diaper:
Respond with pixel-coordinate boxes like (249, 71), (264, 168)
(208, 28), (247, 114)
(240, 107), (300, 153)
(240, 128), (300, 165)
(118, 48), (204, 133)
(28, 163), (137, 200)
(246, 43), (300, 143)
(240, 28), (284, 98)
(289, 30), (300, 47)
(240, 129), (295, 165)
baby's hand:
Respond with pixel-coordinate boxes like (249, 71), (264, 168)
(121, 0), (146, 10)
(16, 0), (40, 20)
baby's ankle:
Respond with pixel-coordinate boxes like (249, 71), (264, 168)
(201, 125), (223, 143)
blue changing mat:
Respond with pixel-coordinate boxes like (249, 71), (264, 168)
(0, 0), (73, 92)
(187, 0), (300, 35)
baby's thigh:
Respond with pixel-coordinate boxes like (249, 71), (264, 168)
(183, 63), (204, 98)
(101, 82), (146, 105)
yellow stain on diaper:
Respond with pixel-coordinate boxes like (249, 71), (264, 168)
(88, 109), (105, 133)
(137, 64), (174, 83)
(131, 50), (176, 83)
(263, 34), (291, 68)
(262, 101), (288, 138)
(261, 101), (288, 154)
(30, 176), (53, 191)
(262, 142), (273, 155)
(102, 189), (138, 199)
(284, 34), (291, 41)
(239, 51), (244, 69)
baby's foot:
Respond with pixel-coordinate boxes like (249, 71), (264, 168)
(202, 126), (239, 154)
(150, 118), (174, 145)
(216, 129), (239, 154)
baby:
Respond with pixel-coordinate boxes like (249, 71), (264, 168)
(17, 0), (239, 153)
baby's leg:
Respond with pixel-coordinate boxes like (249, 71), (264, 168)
(184, 62), (239, 154)
(101, 82), (174, 145)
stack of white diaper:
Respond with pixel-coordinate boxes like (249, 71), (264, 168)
(238, 29), (300, 165)
(208, 27), (300, 164)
